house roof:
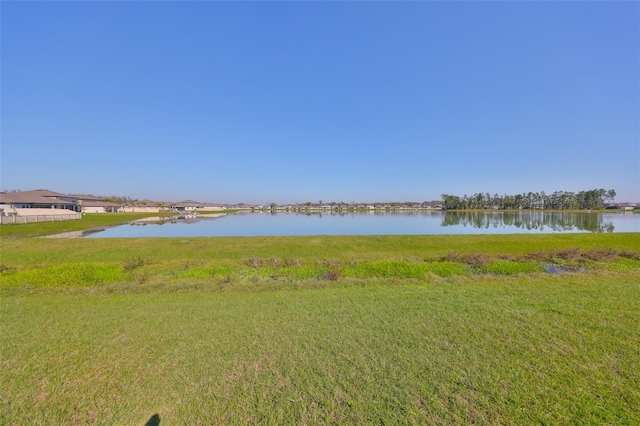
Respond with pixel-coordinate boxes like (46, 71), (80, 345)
(71, 194), (104, 201)
(0, 190), (76, 205)
(173, 200), (203, 207)
(28, 189), (69, 197)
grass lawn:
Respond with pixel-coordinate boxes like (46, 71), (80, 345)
(1, 233), (639, 424)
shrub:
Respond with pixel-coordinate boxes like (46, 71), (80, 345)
(319, 269), (342, 281)
(124, 257), (147, 272)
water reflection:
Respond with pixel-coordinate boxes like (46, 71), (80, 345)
(261, 210), (437, 217)
(81, 210), (637, 238)
(441, 211), (615, 233)
(130, 214), (225, 226)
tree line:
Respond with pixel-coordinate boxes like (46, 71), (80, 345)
(98, 195), (138, 204)
(440, 189), (616, 211)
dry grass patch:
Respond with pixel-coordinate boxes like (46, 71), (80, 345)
(445, 251), (492, 267)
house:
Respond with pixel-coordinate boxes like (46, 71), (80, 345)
(0, 189), (79, 212)
(198, 203), (227, 211)
(122, 200), (167, 213)
(72, 195), (123, 213)
(605, 203), (637, 211)
(0, 190), (84, 223)
(175, 200), (201, 212)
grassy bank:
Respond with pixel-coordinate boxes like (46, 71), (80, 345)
(1, 234), (638, 293)
(1, 234), (638, 423)
(0, 212), (175, 239)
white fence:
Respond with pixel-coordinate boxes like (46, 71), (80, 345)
(0, 213), (82, 224)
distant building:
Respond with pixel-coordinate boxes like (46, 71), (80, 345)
(0, 189), (128, 217)
(0, 190), (85, 223)
(72, 194), (123, 213)
(198, 203), (227, 211)
(175, 200), (200, 212)
(605, 203), (638, 211)
(0, 189), (79, 211)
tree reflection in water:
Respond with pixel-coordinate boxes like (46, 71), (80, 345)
(441, 211), (615, 233)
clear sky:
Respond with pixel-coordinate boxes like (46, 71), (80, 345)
(2, 1), (638, 204)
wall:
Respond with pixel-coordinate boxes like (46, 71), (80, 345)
(122, 207), (162, 213)
(1, 213), (81, 224)
(83, 207), (106, 213)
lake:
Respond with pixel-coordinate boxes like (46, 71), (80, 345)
(82, 211), (640, 238)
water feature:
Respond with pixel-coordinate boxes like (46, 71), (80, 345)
(80, 211), (640, 238)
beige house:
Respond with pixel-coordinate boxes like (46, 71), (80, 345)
(72, 194), (123, 213)
(0, 190), (128, 222)
(0, 190), (84, 223)
(0, 189), (79, 211)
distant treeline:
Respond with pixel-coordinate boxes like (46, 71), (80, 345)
(96, 195), (138, 204)
(440, 189), (616, 211)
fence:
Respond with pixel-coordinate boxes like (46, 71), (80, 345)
(0, 213), (82, 224)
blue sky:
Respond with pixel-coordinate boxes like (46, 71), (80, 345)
(2, 1), (638, 204)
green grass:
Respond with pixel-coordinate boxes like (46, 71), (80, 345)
(2, 272), (639, 424)
(2, 232), (639, 264)
(0, 212), (175, 238)
(1, 233), (638, 423)
(1, 234), (638, 292)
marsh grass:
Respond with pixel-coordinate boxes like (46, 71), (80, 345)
(123, 256), (148, 272)
(0, 263), (127, 289)
(1, 235), (638, 293)
(2, 233), (638, 267)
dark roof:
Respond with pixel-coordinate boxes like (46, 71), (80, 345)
(29, 189), (69, 197)
(0, 190), (76, 205)
(71, 194), (104, 201)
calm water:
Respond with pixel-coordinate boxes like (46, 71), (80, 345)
(83, 211), (640, 238)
